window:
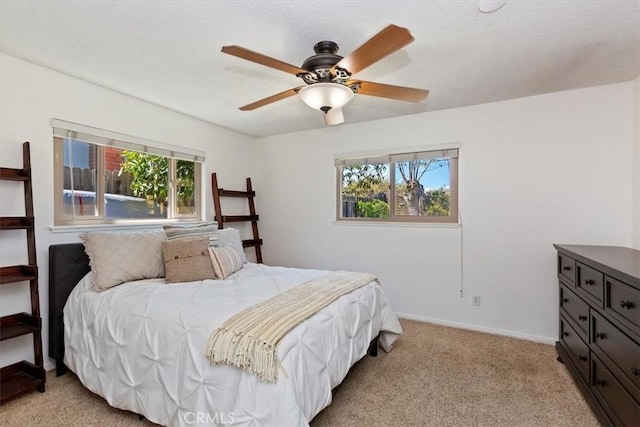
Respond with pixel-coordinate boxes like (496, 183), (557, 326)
(336, 148), (458, 223)
(53, 120), (204, 226)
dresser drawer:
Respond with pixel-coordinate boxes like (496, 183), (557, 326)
(605, 275), (640, 332)
(576, 262), (604, 306)
(560, 316), (589, 382)
(592, 311), (640, 396)
(560, 283), (589, 341)
(558, 253), (576, 284)
(591, 353), (640, 427)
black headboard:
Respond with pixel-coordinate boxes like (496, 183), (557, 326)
(48, 243), (90, 376)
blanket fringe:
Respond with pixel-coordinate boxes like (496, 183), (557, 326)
(207, 328), (284, 382)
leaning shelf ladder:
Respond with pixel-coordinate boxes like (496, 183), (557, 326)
(211, 173), (263, 263)
(0, 141), (46, 404)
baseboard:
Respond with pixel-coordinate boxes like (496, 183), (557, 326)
(395, 312), (556, 345)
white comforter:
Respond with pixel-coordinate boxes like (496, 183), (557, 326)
(64, 263), (402, 426)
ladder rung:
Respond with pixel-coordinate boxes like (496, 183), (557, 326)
(222, 215), (258, 222)
(0, 313), (41, 341)
(0, 167), (28, 181)
(242, 239), (263, 248)
(0, 216), (34, 230)
(0, 265), (38, 285)
(0, 361), (45, 404)
(218, 189), (255, 198)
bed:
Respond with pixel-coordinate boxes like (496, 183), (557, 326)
(49, 243), (402, 426)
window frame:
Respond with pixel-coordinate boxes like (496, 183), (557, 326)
(335, 149), (459, 224)
(53, 130), (204, 227)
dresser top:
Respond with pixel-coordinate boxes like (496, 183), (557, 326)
(553, 244), (640, 286)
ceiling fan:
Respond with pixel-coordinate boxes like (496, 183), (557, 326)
(221, 24), (429, 126)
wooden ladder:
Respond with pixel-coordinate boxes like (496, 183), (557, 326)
(0, 142), (46, 404)
(211, 173), (263, 263)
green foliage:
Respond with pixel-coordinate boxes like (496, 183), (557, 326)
(119, 152), (196, 211)
(342, 164), (389, 197)
(176, 160), (195, 210)
(424, 188), (450, 216)
(119, 151), (168, 204)
(356, 199), (390, 218)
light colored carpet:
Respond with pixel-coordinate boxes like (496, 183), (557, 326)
(0, 319), (598, 427)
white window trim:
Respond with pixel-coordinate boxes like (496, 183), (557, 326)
(52, 119), (205, 161)
(334, 142), (461, 163)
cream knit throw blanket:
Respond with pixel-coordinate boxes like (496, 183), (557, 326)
(206, 271), (377, 383)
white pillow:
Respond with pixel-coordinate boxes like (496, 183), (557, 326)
(79, 230), (166, 291)
(216, 228), (247, 263)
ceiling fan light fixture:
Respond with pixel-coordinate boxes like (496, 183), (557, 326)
(478, 0), (506, 13)
(298, 83), (354, 112)
(324, 108), (345, 126)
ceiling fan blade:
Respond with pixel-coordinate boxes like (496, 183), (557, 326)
(324, 108), (345, 126)
(239, 87), (303, 111)
(349, 80), (429, 102)
(222, 45), (308, 76)
(332, 24), (414, 75)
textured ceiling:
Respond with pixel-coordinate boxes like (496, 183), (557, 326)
(1, 1), (638, 138)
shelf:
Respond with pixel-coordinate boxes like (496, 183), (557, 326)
(218, 189), (255, 198)
(0, 167), (29, 181)
(0, 216), (34, 230)
(212, 172), (263, 263)
(0, 142), (44, 405)
(242, 238), (263, 248)
(221, 215), (259, 222)
(0, 361), (45, 404)
(0, 265), (38, 285)
(0, 313), (41, 341)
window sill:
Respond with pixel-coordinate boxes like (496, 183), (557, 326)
(332, 220), (461, 228)
(49, 221), (200, 234)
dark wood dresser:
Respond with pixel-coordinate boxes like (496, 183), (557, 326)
(554, 245), (640, 426)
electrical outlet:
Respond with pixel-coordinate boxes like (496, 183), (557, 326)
(472, 296), (481, 306)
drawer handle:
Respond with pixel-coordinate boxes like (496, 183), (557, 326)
(561, 298), (569, 304)
(595, 333), (606, 340)
(585, 279), (595, 286)
(595, 379), (606, 387)
(562, 331), (569, 338)
(578, 315), (587, 321)
(632, 368), (640, 376)
(578, 355), (587, 362)
(620, 300), (634, 309)
(562, 266), (572, 271)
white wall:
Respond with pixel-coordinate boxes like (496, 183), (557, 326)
(255, 82), (635, 343)
(0, 53), (256, 369)
(633, 75), (640, 249)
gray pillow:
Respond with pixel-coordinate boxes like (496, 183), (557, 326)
(163, 221), (218, 246)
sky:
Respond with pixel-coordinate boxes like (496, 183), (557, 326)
(394, 159), (450, 190)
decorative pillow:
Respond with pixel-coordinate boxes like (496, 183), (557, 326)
(208, 244), (244, 280)
(216, 228), (247, 263)
(161, 237), (216, 283)
(79, 230), (166, 292)
(163, 221), (218, 246)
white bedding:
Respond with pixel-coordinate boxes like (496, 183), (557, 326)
(64, 263), (402, 426)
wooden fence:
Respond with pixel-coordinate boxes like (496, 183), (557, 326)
(63, 167), (134, 196)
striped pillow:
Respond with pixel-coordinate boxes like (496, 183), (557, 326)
(163, 221), (218, 246)
(208, 244), (244, 279)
